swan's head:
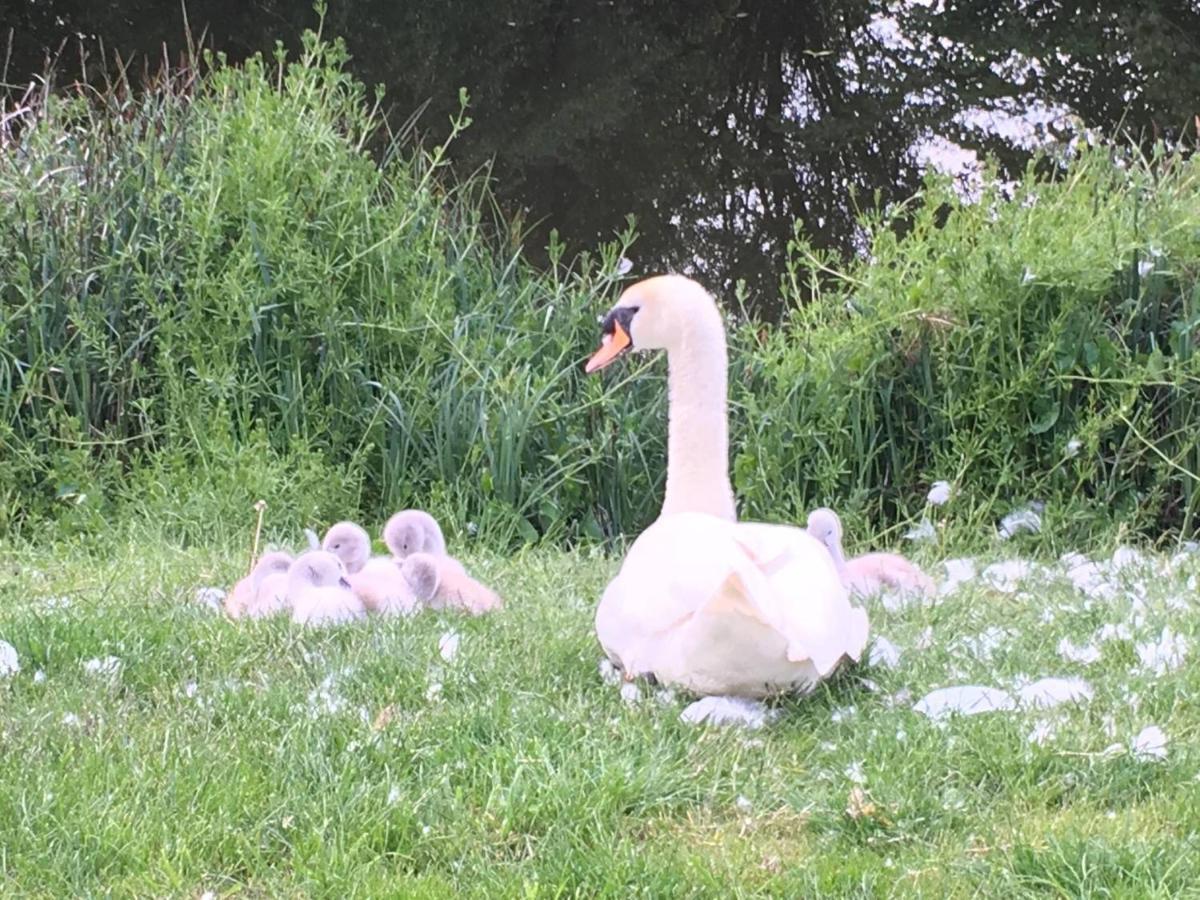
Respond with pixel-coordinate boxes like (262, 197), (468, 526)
(321, 521), (371, 574)
(287, 550), (352, 594)
(400, 552), (441, 601)
(252, 551), (294, 586)
(383, 509), (446, 559)
(585, 274), (718, 372)
(806, 507), (847, 568)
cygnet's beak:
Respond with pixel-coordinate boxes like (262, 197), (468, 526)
(585, 309), (634, 373)
(338, 576), (351, 589)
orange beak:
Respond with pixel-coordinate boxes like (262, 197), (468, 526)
(585, 321), (632, 373)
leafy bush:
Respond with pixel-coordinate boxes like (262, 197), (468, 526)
(0, 29), (662, 545)
(3, 24), (1198, 550)
(733, 149), (1200, 548)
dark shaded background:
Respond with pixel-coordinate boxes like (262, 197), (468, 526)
(5, 0), (1199, 312)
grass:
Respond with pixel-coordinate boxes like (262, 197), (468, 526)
(1, 522), (1198, 897)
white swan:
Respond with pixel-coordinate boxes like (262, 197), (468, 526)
(806, 508), (935, 599)
(586, 275), (869, 698)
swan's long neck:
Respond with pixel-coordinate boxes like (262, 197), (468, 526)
(660, 307), (736, 521)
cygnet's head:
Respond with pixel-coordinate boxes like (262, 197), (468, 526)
(321, 521), (371, 573)
(585, 275), (721, 372)
(287, 550), (352, 594)
(400, 552), (441, 602)
(806, 507), (847, 570)
(383, 510), (446, 559)
(251, 551), (294, 587)
(806, 507), (843, 547)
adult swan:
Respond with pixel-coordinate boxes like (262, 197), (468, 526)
(585, 275), (869, 698)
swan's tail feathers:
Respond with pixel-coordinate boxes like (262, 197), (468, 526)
(843, 606), (871, 664)
(707, 571), (762, 620)
(732, 538), (791, 578)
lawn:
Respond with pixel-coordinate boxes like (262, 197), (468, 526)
(0, 527), (1197, 897)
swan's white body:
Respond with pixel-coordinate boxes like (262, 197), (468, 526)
(597, 512), (867, 696)
(589, 276), (869, 697)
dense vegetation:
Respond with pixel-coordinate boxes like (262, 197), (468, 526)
(2, 27), (1197, 551)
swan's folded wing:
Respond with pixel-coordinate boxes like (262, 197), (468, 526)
(732, 523), (869, 675)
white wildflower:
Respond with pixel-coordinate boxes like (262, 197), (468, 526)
(1057, 637), (1102, 665)
(0, 641), (19, 677)
(82, 656), (122, 678)
(33, 669), (46, 684)
(939, 558), (977, 596)
(1064, 438), (1082, 458)
(1131, 725), (1168, 761)
(1097, 622), (1132, 643)
(926, 481), (952, 506)
(998, 503), (1043, 539)
(982, 559), (1032, 593)
(680, 696), (776, 730)
(193, 587), (225, 612)
(868, 636), (901, 669)
(913, 685), (1016, 720)
(905, 517), (936, 542)
(438, 630), (461, 663)
(1016, 677), (1093, 709)
(844, 760), (867, 784)
(307, 676), (348, 716)
(616, 256), (634, 276)
(1137, 259), (1154, 278)
(1027, 720), (1058, 746)
(1136, 628), (1188, 675)
(597, 659), (621, 686)
(425, 681), (443, 702)
(831, 705), (857, 723)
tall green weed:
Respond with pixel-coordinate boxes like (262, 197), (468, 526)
(2, 25), (1198, 551)
(734, 150), (1200, 548)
